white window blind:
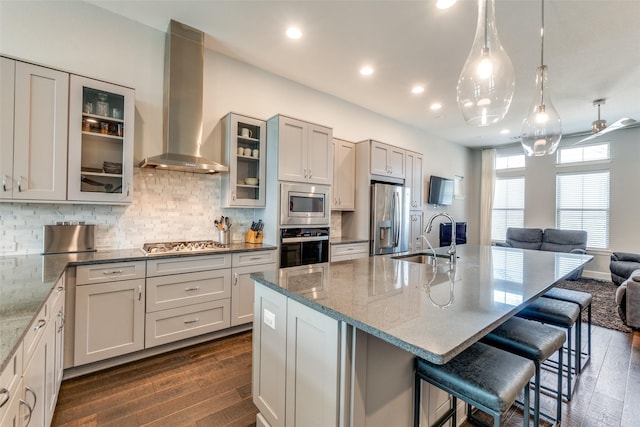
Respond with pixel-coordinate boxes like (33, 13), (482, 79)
(556, 171), (609, 249)
(492, 177), (525, 241)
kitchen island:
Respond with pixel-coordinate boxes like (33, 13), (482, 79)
(251, 244), (592, 427)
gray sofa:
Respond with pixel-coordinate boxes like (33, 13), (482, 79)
(496, 227), (588, 280)
(610, 252), (640, 285)
(615, 269), (640, 329)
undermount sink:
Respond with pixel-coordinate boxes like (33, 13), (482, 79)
(392, 253), (438, 265)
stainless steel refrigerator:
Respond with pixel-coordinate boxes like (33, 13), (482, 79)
(370, 183), (410, 255)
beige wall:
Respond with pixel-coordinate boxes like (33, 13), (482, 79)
(0, 0), (478, 253)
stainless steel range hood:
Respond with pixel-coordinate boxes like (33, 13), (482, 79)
(139, 20), (228, 174)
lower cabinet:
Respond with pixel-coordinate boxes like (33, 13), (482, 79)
(253, 284), (340, 427)
(231, 251), (276, 327)
(74, 278), (145, 366)
(0, 342), (22, 427)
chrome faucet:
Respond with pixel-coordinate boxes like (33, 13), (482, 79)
(425, 212), (457, 264)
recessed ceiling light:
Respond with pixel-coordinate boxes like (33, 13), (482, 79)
(430, 103), (442, 111)
(436, 0), (457, 10)
(360, 66), (374, 76)
(286, 27), (302, 39)
(411, 85), (425, 94)
(500, 129), (510, 135)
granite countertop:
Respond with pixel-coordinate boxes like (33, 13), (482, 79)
(0, 243), (276, 372)
(329, 236), (369, 245)
(253, 244), (592, 365)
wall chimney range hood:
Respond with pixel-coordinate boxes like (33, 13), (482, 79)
(139, 20), (228, 174)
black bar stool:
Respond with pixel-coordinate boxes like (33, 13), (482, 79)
(543, 287), (592, 372)
(414, 342), (535, 427)
(516, 297), (581, 400)
(482, 317), (565, 426)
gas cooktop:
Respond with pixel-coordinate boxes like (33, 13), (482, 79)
(141, 240), (228, 256)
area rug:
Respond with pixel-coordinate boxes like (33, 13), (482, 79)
(554, 278), (632, 333)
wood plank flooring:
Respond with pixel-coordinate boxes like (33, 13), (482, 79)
(52, 327), (639, 426)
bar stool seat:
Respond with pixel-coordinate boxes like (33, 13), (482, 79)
(544, 287), (592, 371)
(482, 317), (565, 426)
(414, 342), (535, 427)
(516, 297), (580, 400)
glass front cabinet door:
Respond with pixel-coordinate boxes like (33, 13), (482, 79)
(221, 113), (266, 207)
(68, 75), (134, 203)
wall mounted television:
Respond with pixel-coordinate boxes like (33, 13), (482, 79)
(427, 175), (454, 206)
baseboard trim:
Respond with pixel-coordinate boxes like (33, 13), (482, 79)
(582, 269), (611, 281)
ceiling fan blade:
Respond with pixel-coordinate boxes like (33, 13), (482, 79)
(574, 117), (637, 145)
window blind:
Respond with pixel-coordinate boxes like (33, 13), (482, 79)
(492, 177), (525, 241)
(556, 171), (609, 249)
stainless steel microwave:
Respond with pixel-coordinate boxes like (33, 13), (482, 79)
(280, 183), (330, 226)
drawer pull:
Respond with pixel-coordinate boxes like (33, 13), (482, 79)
(184, 318), (199, 324)
(103, 269), (124, 275)
(56, 286), (64, 293)
(184, 287), (200, 292)
(33, 319), (46, 332)
(249, 257), (262, 261)
(0, 388), (9, 408)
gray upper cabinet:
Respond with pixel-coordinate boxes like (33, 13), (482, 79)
(331, 138), (356, 211)
(268, 115), (333, 185)
(405, 150), (424, 210)
(370, 140), (405, 179)
(0, 57), (69, 201)
(221, 113), (267, 207)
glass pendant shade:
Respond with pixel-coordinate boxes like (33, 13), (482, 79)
(521, 65), (562, 156)
(457, 0), (515, 126)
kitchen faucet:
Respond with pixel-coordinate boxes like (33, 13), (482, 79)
(424, 212), (457, 265)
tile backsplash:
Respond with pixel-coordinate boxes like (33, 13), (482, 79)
(0, 169), (258, 255)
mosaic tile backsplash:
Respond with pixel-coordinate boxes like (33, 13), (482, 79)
(0, 169), (261, 255)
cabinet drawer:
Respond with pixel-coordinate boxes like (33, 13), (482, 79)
(232, 250), (276, 267)
(147, 254), (231, 277)
(330, 242), (369, 262)
(22, 302), (48, 366)
(0, 342), (22, 423)
(145, 300), (231, 348)
(76, 261), (145, 285)
(146, 269), (231, 312)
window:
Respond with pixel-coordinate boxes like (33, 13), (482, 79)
(492, 177), (525, 241)
(557, 143), (609, 165)
(495, 152), (525, 170)
(556, 171), (609, 249)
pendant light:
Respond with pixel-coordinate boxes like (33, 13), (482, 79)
(457, 0), (515, 126)
(520, 0), (562, 156)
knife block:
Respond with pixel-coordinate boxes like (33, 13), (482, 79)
(245, 229), (263, 244)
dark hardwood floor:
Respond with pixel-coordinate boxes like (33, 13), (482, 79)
(52, 327), (639, 426)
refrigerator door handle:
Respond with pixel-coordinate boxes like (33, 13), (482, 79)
(392, 191), (399, 247)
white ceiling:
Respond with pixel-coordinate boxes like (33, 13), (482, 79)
(88, 0), (640, 148)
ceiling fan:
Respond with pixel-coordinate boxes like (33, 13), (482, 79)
(575, 99), (637, 144)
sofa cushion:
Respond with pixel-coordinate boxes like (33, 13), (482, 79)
(505, 227), (543, 250)
(540, 228), (587, 253)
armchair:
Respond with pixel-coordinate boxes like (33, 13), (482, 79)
(610, 252), (640, 285)
(615, 269), (640, 329)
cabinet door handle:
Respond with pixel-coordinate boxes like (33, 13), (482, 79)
(20, 399), (33, 426)
(303, 168), (307, 178)
(184, 318), (199, 324)
(0, 388), (9, 408)
(184, 286), (200, 292)
(33, 319), (46, 332)
(25, 386), (37, 412)
(232, 190), (236, 201)
(56, 285), (64, 293)
(102, 269), (123, 275)
(17, 176), (23, 192)
(126, 184), (130, 197)
(233, 272), (239, 286)
(2, 175), (6, 192)
(138, 285), (142, 301)
(58, 309), (65, 332)
(308, 169), (312, 178)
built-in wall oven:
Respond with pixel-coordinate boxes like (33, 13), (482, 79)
(280, 227), (329, 268)
(280, 183), (330, 227)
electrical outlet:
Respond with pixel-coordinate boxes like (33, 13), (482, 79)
(0, 241), (17, 252)
(263, 308), (276, 330)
